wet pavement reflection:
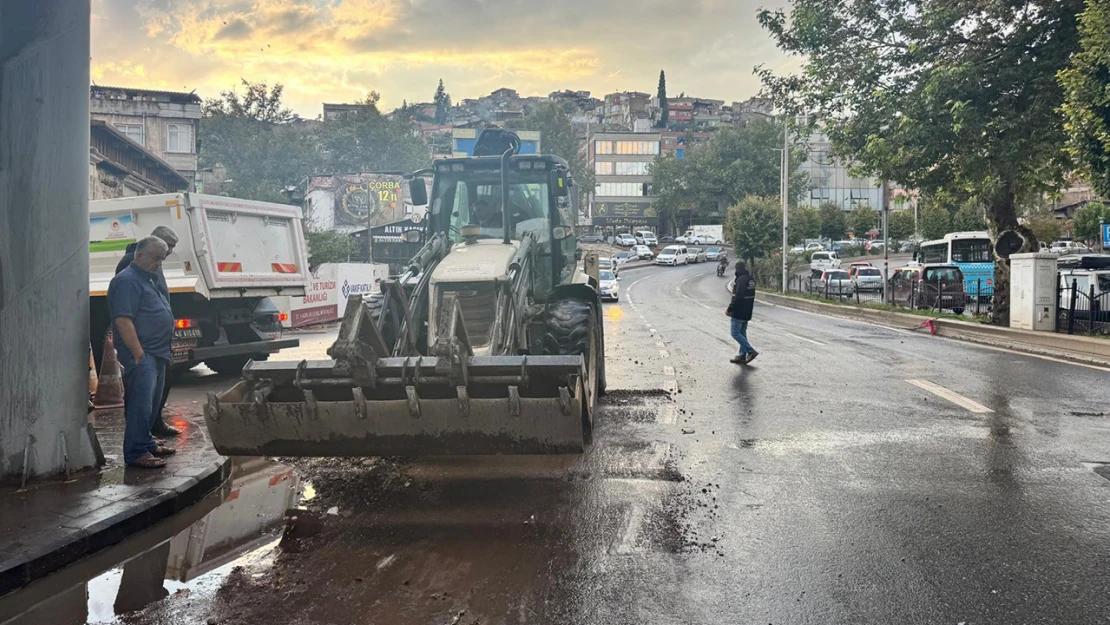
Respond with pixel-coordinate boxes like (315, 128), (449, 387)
(2, 458), (300, 625)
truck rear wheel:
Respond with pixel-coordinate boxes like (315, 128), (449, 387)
(205, 355), (252, 376)
(543, 297), (601, 442)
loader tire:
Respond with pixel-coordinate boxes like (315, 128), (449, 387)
(544, 297), (600, 443)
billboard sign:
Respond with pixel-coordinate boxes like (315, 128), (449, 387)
(591, 201), (660, 228)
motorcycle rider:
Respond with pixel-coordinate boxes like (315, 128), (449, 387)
(716, 253), (729, 276)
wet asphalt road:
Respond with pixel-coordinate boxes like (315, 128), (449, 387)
(85, 263), (1110, 624)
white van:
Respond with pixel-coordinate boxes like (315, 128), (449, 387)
(635, 230), (658, 246)
(809, 251), (842, 271)
(654, 245), (689, 266)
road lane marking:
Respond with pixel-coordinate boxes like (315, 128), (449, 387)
(785, 332), (825, 346)
(663, 366), (675, 376)
(612, 504), (646, 555)
(907, 380), (994, 414)
(655, 341), (665, 347)
(659, 350), (670, 357)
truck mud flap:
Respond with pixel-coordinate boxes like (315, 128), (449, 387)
(203, 356), (587, 456)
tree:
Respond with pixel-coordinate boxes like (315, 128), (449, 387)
(203, 79), (293, 122)
(657, 70), (669, 128)
(305, 229), (355, 265)
(1060, 0), (1110, 198)
(758, 0), (1085, 323)
(918, 202), (952, 241)
(848, 205), (879, 238)
(433, 79), (451, 125)
(1026, 213), (1064, 245)
(726, 196), (781, 264)
(888, 209), (915, 241)
(788, 204), (821, 244)
(1073, 202), (1110, 243)
(507, 102), (593, 203)
(953, 201), (987, 232)
(818, 202), (847, 240)
(317, 95), (430, 175)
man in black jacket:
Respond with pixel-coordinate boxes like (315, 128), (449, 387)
(725, 261), (758, 364)
(115, 226), (180, 436)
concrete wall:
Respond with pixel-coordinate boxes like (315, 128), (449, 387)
(0, 1), (99, 479)
(89, 99), (200, 187)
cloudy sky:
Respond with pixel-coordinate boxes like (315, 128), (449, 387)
(91, 0), (797, 117)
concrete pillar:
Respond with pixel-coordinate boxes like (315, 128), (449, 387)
(0, 2), (98, 480)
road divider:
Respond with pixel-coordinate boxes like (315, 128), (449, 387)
(759, 291), (1110, 368)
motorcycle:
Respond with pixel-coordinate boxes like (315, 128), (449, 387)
(716, 257), (728, 277)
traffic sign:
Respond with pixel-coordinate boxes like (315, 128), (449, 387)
(1102, 223), (1110, 248)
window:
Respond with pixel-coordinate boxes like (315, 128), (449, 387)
(595, 161), (613, 175)
(925, 267), (962, 282)
(114, 123), (144, 144)
(950, 239), (992, 263)
(919, 243), (949, 264)
(613, 141), (659, 155)
(167, 123), (194, 153)
(596, 182), (651, 196)
(595, 141), (613, 155)
(615, 162), (650, 176)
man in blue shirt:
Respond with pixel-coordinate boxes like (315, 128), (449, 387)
(108, 236), (177, 468)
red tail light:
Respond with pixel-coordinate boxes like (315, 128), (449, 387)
(174, 318), (196, 329)
(278, 312), (289, 322)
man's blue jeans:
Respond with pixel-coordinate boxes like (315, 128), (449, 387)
(730, 318), (754, 356)
(122, 356), (166, 464)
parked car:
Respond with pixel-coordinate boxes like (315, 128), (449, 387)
(598, 269), (619, 301)
(599, 256), (618, 277)
(615, 233), (637, 247)
(852, 266), (884, 292)
(635, 231), (658, 246)
(806, 268), (855, 297)
(1050, 240), (1092, 256)
(705, 246), (724, 261)
(614, 251), (634, 266)
(579, 233), (605, 243)
(899, 241), (915, 253)
(847, 261), (874, 276)
(810, 251), (842, 271)
(654, 245), (689, 266)
(659, 235), (677, 244)
(632, 244), (654, 260)
(1058, 255), (1110, 322)
(686, 247), (707, 263)
(805, 242), (826, 252)
(890, 264), (967, 314)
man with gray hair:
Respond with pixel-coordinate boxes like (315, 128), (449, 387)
(108, 236), (177, 468)
(114, 225), (181, 437)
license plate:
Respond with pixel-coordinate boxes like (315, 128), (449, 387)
(174, 328), (202, 339)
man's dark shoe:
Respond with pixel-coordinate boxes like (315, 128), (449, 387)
(151, 421), (181, 437)
(730, 355), (746, 364)
(744, 351), (759, 364)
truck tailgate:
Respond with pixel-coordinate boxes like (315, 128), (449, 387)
(191, 195), (309, 292)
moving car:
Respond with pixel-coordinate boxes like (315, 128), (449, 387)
(654, 245), (689, 266)
(852, 266), (884, 292)
(890, 264), (967, 314)
(687, 247), (707, 263)
(599, 269), (619, 301)
(805, 268), (855, 297)
(847, 261), (873, 279)
(635, 231), (658, 246)
(632, 244), (654, 260)
(659, 235), (677, 244)
(579, 233), (606, 243)
(810, 251), (842, 271)
(615, 233), (637, 247)
(705, 246), (723, 261)
(614, 251), (634, 266)
(599, 256), (618, 277)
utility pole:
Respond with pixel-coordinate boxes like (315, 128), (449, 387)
(781, 118), (789, 293)
(882, 204), (890, 303)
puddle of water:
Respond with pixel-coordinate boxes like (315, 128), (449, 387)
(2, 458), (300, 625)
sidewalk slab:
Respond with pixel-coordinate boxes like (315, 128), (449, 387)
(0, 406), (230, 597)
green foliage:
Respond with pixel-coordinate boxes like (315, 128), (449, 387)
(788, 205), (821, 244)
(1025, 213), (1064, 244)
(758, 0), (1083, 240)
(725, 196), (782, 263)
(818, 202), (847, 240)
(887, 209), (915, 241)
(199, 80), (430, 204)
(952, 201), (987, 231)
(652, 120), (807, 223)
(918, 202), (952, 241)
(848, 205), (879, 237)
(506, 102), (593, 202)
(305, 229), (356, 265)
(657, 70), (669, 127)
(433, 79), (451, 125)
(1073, 202), (1110, 242)
(1059, 0), (1110, 198)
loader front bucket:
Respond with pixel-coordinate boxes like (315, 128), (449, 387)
(203, 355), (588, 456)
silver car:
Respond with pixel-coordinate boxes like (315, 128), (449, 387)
(806, 269), (855, 297)
(852, 266), (884, 292)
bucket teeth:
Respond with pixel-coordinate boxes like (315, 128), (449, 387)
(406, 386), (421, 417)
(352, 387), (367, 419)
(456, 386), (470, 418)
(508, 386), (521, 418)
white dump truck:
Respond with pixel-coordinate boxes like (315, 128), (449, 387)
(90, 193), (310, 374)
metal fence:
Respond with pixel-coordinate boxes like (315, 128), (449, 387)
(784, 274), (994, 318)
(1056, 278), (1110, 335)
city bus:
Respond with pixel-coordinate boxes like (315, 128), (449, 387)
(917, 231), (994, 299)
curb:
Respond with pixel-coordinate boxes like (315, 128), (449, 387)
(759, 291), (1110, 367)
(0, 456), (232, 596)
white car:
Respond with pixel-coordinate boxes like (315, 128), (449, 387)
(632, 244), (654, 260)
(599, 269), (619, 301)
(635, 231), (658, 246)
(805, 242), (826, 252)
(654, 245), (689, 266)
(599, 256), (618, 277)
(1050, 240), (1092, 256)
(615, 233), (637, 247)
(810, 251), (842, 271)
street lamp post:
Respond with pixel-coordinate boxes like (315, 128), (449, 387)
(882, 205), (890, 303)
(781, 120), (789, 293)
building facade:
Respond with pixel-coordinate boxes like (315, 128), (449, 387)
(799, 130), (886, 210)
(89, 120), (189, 200)
(590, 132), (662, 232)
(89, 86), (201, 189)
(602, 92), (651, 128)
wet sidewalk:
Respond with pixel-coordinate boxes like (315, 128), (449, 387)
(0, 405), (230, 597)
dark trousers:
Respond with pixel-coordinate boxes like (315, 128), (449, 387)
(122, 356), (165, 464)
(155, 361), (172, 425)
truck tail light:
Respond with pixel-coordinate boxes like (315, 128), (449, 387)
(278, 312), (289, 322)
(175, 318), (196, 329)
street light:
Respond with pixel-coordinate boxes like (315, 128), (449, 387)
(780, 119), (789, 293)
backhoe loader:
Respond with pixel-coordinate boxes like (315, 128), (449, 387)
(205, 130), (606, 456)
